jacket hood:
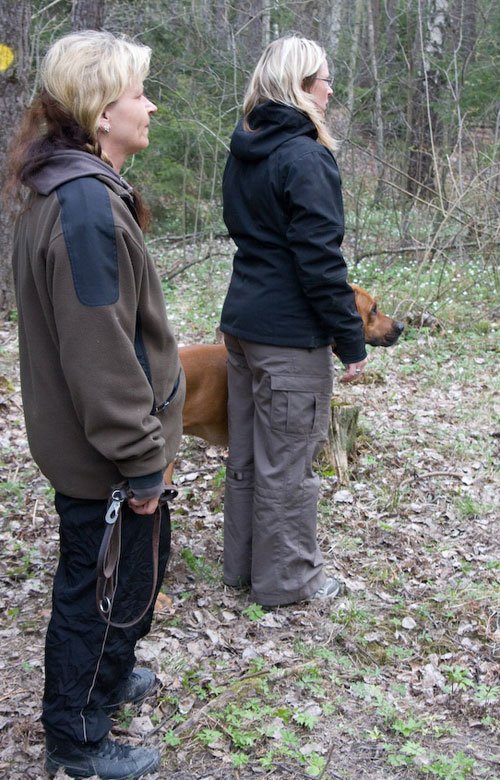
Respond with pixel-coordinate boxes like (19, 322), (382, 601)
(26, 149), (132, 196)
(230, 101), (317, 162)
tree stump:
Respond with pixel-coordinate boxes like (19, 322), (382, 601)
(323, 402), (359, 485)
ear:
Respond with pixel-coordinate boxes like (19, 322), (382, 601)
(97, 106), (110, 132)
(99, 116), (111, 134)
(302, 74), (315, 93)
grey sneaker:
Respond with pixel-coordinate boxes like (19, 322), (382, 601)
(308, 576), (342, 600)
(45, 735), (160, 779)
(103, 667), (157, 714)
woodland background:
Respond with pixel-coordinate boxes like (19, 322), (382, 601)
(1, 0), (500, 310)
(0, 2), (500, 780)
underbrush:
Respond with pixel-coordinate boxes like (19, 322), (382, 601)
(144, 244), (499, 778)
(1, 239), (499, 779)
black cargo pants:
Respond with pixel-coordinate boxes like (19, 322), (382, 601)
(42, 492), (170, 743)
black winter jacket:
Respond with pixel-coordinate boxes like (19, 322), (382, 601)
(220, 102), (366, 365)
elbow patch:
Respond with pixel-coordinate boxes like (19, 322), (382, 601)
(57, 177), (119, 306)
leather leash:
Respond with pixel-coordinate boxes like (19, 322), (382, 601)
(96, 485), (177, 629)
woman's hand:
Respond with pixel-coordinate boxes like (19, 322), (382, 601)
(127, 495), (160, 515)
(340, 358), (368, 383)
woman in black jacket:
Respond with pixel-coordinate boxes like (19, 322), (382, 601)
(220, 35), (367, 607)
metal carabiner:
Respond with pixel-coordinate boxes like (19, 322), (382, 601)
(105, 489), (126, 525)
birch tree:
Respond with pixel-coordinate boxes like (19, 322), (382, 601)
(319, 0), (343, 60)
(367, 0), (386, 199)
(406, 0), (449, 200)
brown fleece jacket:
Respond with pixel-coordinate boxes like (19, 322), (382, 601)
(12, 150), (184, 500)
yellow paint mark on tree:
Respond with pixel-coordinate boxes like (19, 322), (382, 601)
(0, 44), (15, 71)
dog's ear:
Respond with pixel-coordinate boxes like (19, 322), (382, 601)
(215, 327), (224, 344)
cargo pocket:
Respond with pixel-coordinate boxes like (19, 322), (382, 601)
(270, 374), (332, 436)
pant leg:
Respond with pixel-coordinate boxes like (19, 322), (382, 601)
(223, 334), (255, 587)
(42, 494), (170, 743)
(242, 341), (334, 606)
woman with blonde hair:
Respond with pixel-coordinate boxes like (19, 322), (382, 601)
(220, 35), (367, 607)
(9, 30), (185, 779)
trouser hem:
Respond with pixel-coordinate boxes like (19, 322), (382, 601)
(224, 579), (251, 588)
(251, 572), (326, 607)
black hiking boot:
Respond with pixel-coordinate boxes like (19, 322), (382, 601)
(45, 734), (161, 779)
(103, 666), (157, 714)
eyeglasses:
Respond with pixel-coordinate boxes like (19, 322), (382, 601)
(315, 77), (333, 87)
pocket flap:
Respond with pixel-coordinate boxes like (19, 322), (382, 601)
(270, 374), (332, 394)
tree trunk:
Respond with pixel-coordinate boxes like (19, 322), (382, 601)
(344, 0), (364, 144)
(234, 0), (266, 64)
(0, 0), (31, 316)
(367, 0), (386, 201)
(385, 0), (398, 66)
(72, 0), (105, 31)
(406, 0), (449, 200)
(319, 0), (343, 60)
(461, 0), (477, 64)
(323, 403), (360, 485)
(261, 0), (271, 48)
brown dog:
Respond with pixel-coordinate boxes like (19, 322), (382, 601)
(349, 284), (404, 348)
(172, 285), (403, 457)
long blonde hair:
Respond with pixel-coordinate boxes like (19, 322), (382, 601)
(243, 35), (338, 152)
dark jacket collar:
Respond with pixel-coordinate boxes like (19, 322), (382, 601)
(26, 149), (133, 196)
(230, 101), (317, 162)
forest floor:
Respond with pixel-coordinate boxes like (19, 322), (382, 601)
(1, 246), (499, 780)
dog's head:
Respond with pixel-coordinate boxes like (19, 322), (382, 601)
(351, 284), (404, 347)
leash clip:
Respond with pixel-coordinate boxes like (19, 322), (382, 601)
(105, 489), (126, 525)
(160, 486), (178, 503)
(99, 596), (112, 615)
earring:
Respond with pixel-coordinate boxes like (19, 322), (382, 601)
(100, 123), (110, 134)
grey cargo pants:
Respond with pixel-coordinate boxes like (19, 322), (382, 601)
(223, 334), (334, 606)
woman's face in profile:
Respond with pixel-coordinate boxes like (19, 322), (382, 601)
(306, 58), (333, 112)
(100, 81), (157, 169)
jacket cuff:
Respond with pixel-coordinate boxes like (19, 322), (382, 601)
(127, 470), (164, 501)
(333, 343), (367, 365)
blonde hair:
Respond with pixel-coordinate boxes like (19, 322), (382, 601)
(243, 35), (338, 152)
(41, 30), (151, 143)
(5, 30), (152, 223)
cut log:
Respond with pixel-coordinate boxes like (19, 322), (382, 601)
(323, 402), (359, 485)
